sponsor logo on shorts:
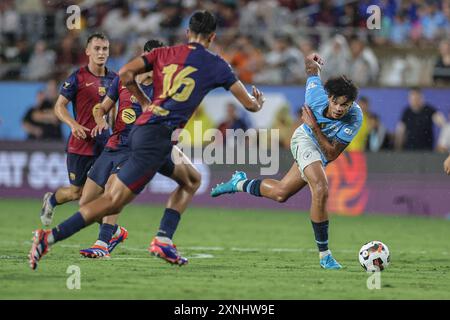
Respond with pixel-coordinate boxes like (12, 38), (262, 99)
(69, 172), (76, 181)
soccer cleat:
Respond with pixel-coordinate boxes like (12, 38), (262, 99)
(40, 192), (55, 226)
(28, 229), (52, 270)
(320, 254), (343, 270)
(79, 245), (110, 259)
(148, 238), (188, 266)
(210, 171), (247, 197)
(108, 226), (128, 253)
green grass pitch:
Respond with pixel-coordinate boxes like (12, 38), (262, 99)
(0, 198), (449, 299)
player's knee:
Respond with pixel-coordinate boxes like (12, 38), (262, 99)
(189, 171), (201, 193)
(274, 187), (290, 203)
(311, 181), (329, 201)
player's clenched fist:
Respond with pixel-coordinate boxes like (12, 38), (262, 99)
(70, 122), (90, 139)
(444, 155), (450, 175)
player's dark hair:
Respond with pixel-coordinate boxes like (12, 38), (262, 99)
(86, 32), (108, 47)
(144, 39), (164, 52)
(324, 75), (359, 104)
(409, 86), (422, 94)
(189, 10), (217, 36)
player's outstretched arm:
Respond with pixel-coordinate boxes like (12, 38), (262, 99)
(119, 57), (152, 111)
(302, 105), (347, 161)
(54, 94), (90, 139)
(229, 81), (265, 112)
(304, 53), (324, 77)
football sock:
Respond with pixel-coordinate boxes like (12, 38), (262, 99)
(97, 223), (115, 245)
(240, 179), (262, 197)
(49, 193), (60, 207)
(51, 212), (86, 243)
(156, 208), (181, 239)
(311, 220), (329, 252)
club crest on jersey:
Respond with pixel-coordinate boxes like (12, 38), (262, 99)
(320, 123), (326, 129)
(306, 81), (317, 90)
(130, 95), (137, 103)
(98, 87), (106, 96)
(121, 108), (136, 124)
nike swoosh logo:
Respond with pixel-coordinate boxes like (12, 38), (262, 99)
(86, 82), (94, 87)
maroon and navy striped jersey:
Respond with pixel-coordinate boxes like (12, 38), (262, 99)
(60, 66), (116, 156)
(136, 42), (237, 128)
(105, 75), (152, 150)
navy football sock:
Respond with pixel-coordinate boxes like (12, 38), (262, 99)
(51, 212), (86, 243)
(311, 220), (329, 252)
(242, 179), (262, 197)
(156, 208), (181, 239)
(98, 223), (115, 244)
(49, 193), (59, 207)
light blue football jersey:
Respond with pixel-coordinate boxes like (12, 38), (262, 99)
(300, 75), (363, 165)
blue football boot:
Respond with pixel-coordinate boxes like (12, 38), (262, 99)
(210, 171), (247, 197)
(320, 253), (342, 270)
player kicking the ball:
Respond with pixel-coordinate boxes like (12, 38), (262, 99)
(28, 10), (265, 270)
(211, 53), (362, 270)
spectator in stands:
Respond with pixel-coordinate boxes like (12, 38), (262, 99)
(255, 34), (304, 84)
(228, 35), (264, 84)
(366, 113), (394, 152)
(217, 102), (250, 144)
(436, 111), (450, 153)
(390, 11), (412, 45)
(348, 36), (379, 86)
(0, 0), (20, 44)
(395, 87), (446, 151)
(319, 34), (351, 80)
(101, 2), (134, 39)
(347, 96), (371, 152)
(433, 39), (450, 85)
(419, 1), (449, 41)
(22, 89), (62, 141)
(23, 40), (56, 80)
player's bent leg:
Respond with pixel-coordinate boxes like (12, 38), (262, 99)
(303, 161), (341, 270)
(149, 147), (198, 266)
(79, 174), (135, 224)
(211, 163), (307, 203)
(40, 184), (83, 226)
(79, 178), (104, 206)
(78, 176), (127, 258)
(260, 162), (308, 203)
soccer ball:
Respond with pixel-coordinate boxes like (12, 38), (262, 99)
(358, 241), (390, 272)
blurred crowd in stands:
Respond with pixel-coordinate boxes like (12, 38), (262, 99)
(1, 0), (450, 153)
(1, 0), (450, 86)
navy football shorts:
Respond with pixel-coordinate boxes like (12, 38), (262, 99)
(66, 153), (98, 187)
(87, 148), (130, 188)
(117, 124), (175, 194)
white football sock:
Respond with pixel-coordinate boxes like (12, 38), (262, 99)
(94, 240), (108, 248)
(319, 250), (331, 259)
(236, 180), (246, 192)
(155, 236), (173, 245)
(113, 226), (122, 238)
